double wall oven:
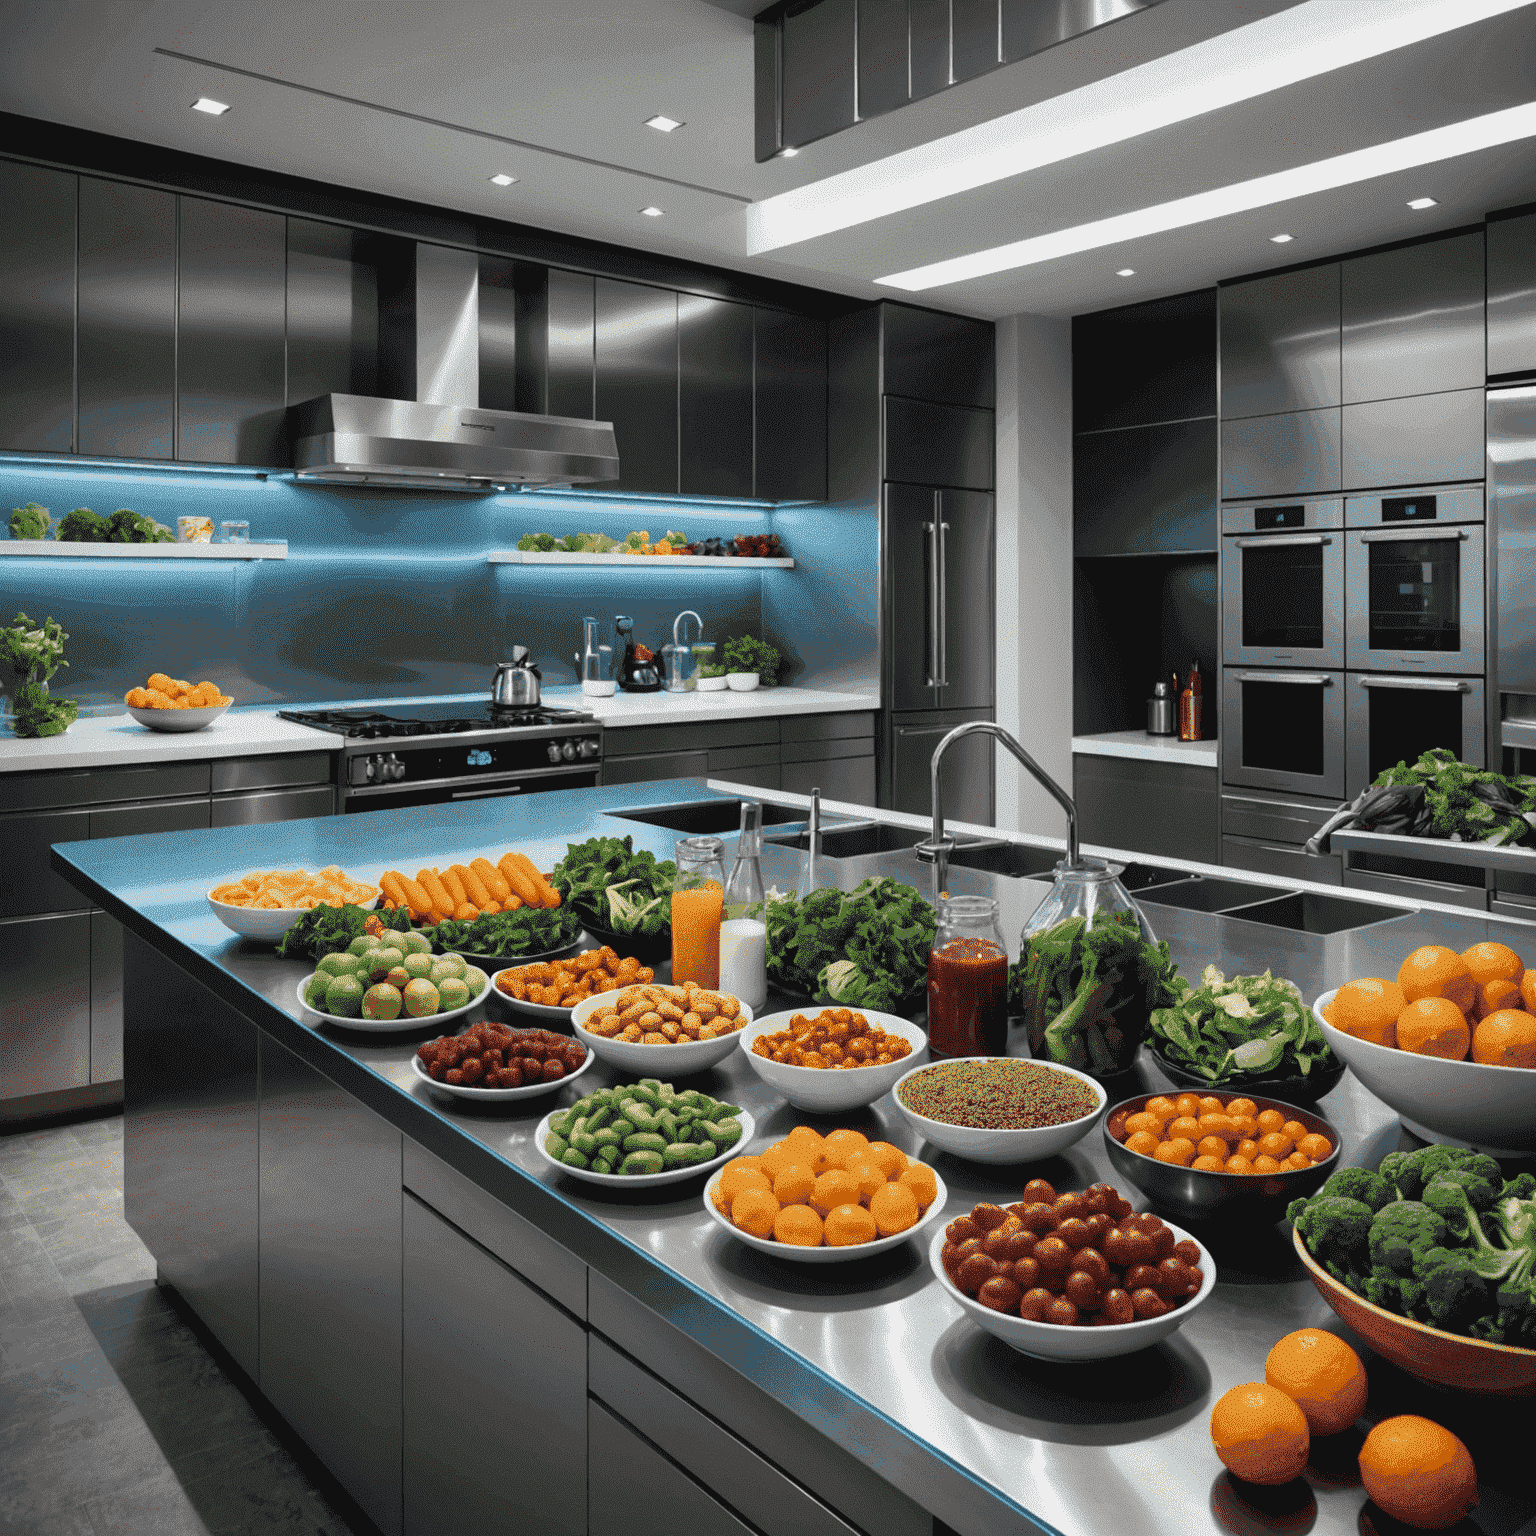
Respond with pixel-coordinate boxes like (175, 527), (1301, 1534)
(1220, 482), (1486, 882)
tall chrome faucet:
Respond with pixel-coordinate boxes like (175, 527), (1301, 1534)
(663, 609), (704, 691)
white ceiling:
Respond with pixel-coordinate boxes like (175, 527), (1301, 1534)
(2, 0), (1534, 320)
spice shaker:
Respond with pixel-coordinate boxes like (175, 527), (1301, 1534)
(1147, 676), (1177, 736)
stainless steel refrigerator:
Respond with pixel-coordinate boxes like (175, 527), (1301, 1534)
(881, 481), (996, 821)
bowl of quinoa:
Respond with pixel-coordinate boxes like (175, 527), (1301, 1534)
(891, 1057), (1107, 1163)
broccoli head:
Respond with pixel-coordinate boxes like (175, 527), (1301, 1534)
(56, 507), (109, 543)
(1420, 1246), (1495, 1334)
(1379, 1144), (1498, 1202)
(1318, 1165), (1394, 1213)
(9, 502), (49, 540)
(1290, 1195), (1375, 1286)
(1369, 1200), (1447, 1277)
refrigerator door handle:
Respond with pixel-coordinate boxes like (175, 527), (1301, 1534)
(935, 516), (951, 688)
(924, 511), (942, 690)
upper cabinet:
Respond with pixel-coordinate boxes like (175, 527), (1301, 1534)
(881, 303), (994, 409)
(1488, 208), (1536, 380)
(286, 221), (383, 404)
(1073, 289), (1216, 432)
(594, 278), (679, 496)
(1341, 231), (1484, 403)
(1219, 266), (1341, 418)
(754, 308), (827, 503)
(679, 296), (753, 501)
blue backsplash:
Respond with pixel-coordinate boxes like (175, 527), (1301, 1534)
(0, 458), (878, 709)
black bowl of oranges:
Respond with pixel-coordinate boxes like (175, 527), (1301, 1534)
(1104, 1089), (1340, 1226)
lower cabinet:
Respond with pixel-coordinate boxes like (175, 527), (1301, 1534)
(403, 1194), (587, 1536)
(0, 911), (91, 1100)
(1073, 754), (1220, 866)
(89, 910), (124, 1082)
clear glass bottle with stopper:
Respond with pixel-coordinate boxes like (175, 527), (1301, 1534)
(720, 802), (767, 1009)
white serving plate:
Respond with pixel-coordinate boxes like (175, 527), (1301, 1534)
(703, 1164), (947, 1264)
(570, 991), (753, 1074)
(1313, 988), (1536, 1154)
(536, 1108), (755, 1188)
(297, 971), (490, 1033)
(891, 1057), (1108, 1163)
(928, 1220), (1216, 1361)
(737, 1010), (927, 1113)
(488, 966), (576, 1023)
(412, 1045), (593, 1102)
(209, 890), (379, 942)
(127, 702), (231, 732)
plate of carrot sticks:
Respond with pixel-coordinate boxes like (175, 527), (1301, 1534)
(376, 850), (562, 925)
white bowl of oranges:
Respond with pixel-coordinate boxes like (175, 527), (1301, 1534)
(704, 1126), (947, 1263)
(1314, 940), (1536, 1155)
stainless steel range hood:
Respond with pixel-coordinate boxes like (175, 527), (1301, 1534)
(290, 243), (618, 491)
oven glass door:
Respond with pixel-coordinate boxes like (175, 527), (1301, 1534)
(1221, 668), (1345, 799)
(1344, 674), (1485, 800)
(1222, 533), (1344, 668)
(1345, 525), (1484, 674)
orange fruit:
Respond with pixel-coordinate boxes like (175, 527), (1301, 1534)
(784, 1125), (824, 1153)
(1252, 1154), (1283, 1174)
(1283, 1152), (1313, 1171)
(1225, 1097), (1258, 1119)
(1125, 1130), (1161, 1157)
(1225, 1154), (1255, 1175)
(1461, 940), (1523, 988)
(772, 1164), (816, 1206)
(1197, 1135), (1230, 1161)
(1193, 1155), (1225, 1171)
(823, 1127), (870, 1159)
(868, 1180), (919, 1236)
(1358, 1415), (1478, 1529)
(1472, 1008), (1536, 1067)
(1281, 1120), (1307, 1144)
(1297, 1132), (1333, 1162)
(1174, 1092), (1201, 1116)
(1264, 1328), (1368, 1436)
(898, 1162), (938, 1210)
(865, 1140), (908, 1178)
(1255, 1108), (1286, 1135)
(1326, 977), (1406, 1046)
(1155, 1138), (1196, 1167)
(1143, 1095), (1177, 1122)
(1522, 969), (1536, 1015)
(1396, 997), (1471, 1060)
(1197, 1113), (1237, 1142)
(1167, 1115), (1202, 1143)
(772, 1204), (824, 1246)
(1397, 947), (1476, 1014)
(756, 1141), (802, 1180)
(1258, 1131), (1294, 1160)
(1475, 977), (1522, 1020)
(810, 1169), (862, 1216)
(717, 1163), (773, 1207)
(1210, 1382), (1311, 1485)
(842, 1155), (887, 1203)
(1124, 1111), (1162, 1137)
(823, 1202), (878, 1246)
(730, 1187), (780, 1238)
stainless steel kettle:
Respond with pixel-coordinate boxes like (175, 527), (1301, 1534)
(492, 646), (541, 707)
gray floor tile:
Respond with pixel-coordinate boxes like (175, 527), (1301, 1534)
(175, 1437), (359, 1536)
(81, 1468), (212, 1536)
(0, 1298), (101, 1381)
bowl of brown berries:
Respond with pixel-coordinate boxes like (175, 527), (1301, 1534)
(929, 1178), (1215, 1361)
(412, 1022), (593, 1102)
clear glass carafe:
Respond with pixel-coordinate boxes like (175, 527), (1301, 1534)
(1018, 860), (1159, 1078)
(672, 835), (726, 989)
(720, 804), (767, 1009)
(927, 894), (1010, 1058)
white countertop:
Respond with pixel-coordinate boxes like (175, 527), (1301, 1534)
(1071, 728), (1219, 768)
(544, 684), (878, 727)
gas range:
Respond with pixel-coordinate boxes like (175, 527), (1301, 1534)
(279, 700), (604, 813)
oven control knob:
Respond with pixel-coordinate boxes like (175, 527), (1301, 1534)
(576, 737), (601, 760)
(546, 742), (563, 764)
(561, 740), (578, 761)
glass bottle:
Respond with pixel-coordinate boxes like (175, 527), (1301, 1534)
(926, 895), (1010, 1058)
(672, 835), (726, 989)
(1179, 659), (1203, 742)
(720, 803), (768, 1009)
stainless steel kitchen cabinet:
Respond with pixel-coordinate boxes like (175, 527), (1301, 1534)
(0, 159), (75, 453)
(680, 295), (753, 500)
(1341, 231), (1484, 404)
(1073, 288), (1216, 433)
(595, 278), (679, 496)
(285, 219), (384, 402)
(1340, 388), (1485, 490)
(1219, 265), (1341, 419)
(0, 912), (91, 1101)
(210, 784), (335, 827)
(1074, 418), (1218, 555)
(883, 397), (994, 490)
(1220, 408), (1342, 499)
(881, 301), (995, 410)
(403, 1195), (586, 1536)
(888, 706), (994, 823)
(781, 713), (876, 803)
(89, 910), (124, 1083)
(259, 1035), (403, 1536)
(1073, 755), (1219, 867)
(546, 268), (597, 420)
(755, 307), (827, 502)
(1488, 208), (1536, 380)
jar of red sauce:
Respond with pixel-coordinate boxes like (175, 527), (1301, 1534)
(926, 895), (1009, 1057)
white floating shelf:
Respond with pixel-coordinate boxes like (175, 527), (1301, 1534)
(0, 541), (287, 560)
(487, 550), (793, 568)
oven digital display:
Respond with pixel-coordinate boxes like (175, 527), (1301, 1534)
(1254, 504), (1304, 530)
(1383, 495), (1437, 522)
(466, 749), (492, 767)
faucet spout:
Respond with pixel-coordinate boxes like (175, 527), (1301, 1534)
(917, 722), (1079, 899)
(672, 609), (703, 648)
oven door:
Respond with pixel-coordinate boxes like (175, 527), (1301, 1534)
(341, 765), (600, 813)
(1344, 673), (1485, 800)
(1345, 524), (1485, 674)
(1222, 668), (1345, 800)
(1222, 532), (1345, 669)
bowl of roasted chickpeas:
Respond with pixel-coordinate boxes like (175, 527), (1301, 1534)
(738, 1009), (927, 1112)
(1103, 1090), (1340, 1225)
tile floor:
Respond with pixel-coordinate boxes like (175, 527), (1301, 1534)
(0, 1113), (376, 1536)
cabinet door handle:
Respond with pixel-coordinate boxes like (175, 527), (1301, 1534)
(935, 514), (951, 688)
(1358, 675), (1473, 693)
(1359, 527), (1470, 543)
(923, 516), (941, 689)
(1232, 534), (1331, 548)
(1233, 671), (1335, 685)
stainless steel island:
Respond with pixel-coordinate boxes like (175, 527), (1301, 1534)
(49, 781), (1536, 1536)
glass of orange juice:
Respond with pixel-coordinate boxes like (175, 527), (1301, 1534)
(672, 836), (726, 988)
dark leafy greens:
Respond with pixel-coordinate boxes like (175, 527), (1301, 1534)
(429, 904), (580, 959)
(1149, 965), (1333, 1083)
(550, 835), (676, 939)
(765, 877), (936, 1012)
(0, 612), (79, 739)
(9, 502), (49, 540)
(1012, 910), (1178, 1077)
(276, 902), (413, 961)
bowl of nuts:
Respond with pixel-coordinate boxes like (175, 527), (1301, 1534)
(739, 1009), (927, 1112)
(571, 983), (752, 1073)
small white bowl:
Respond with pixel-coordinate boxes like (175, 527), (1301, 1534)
(928, 1220), (1216, 1360)
(209, 890), (379, 942)
(570, 990), (753, 1074)
(891, 1057), (1108, 1164)
(1313, 988), (1536, 1154)
(695, 675), (728, 692)
(128, 702), (231, 733)
(725, 672), (759, 692)
(738, 1010), (928, 1112)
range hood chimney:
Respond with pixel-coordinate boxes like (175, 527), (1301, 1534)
(290, 243), (619, 491)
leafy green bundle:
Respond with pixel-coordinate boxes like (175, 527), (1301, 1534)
(1375, 748), (1536, 845)
(765, 877), (936, 1012)
(722, 635), (780, 684)
(1012, 911), (1178, 1076)
(1149, 965), (1333, 1083)
(9, 502), (50, 540)
(0, 612), (78, 738)
(276, 902), (413, 961)
(1290, 1148), (1536, 1348)
(429, 904), (581, 959)
(550, 835), (676, 938)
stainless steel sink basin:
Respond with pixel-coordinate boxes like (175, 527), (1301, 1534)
(608, 800), (810, 836)
(1222, 891), (1404, 934)
(1138, 876), (1286, 914)
(943, 842), (1062, 879)
(763, 823), (937, 858)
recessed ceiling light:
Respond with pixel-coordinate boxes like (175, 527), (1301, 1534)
(640, 206), (664, 217)
(747, 0), (1536, 254)
(1269, 233), (1295, 243)
(1116, 268), (1136, 277)
(1407, 195), (1439, 209)
(876, 99), (1536, 291)
(644, 115), (684, 133)
(489, 173), (518, 187)
(191, 97), (230, 116)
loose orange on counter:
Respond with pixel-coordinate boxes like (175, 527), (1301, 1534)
(1210, 1382), (1311, 1485)
(1264, 1328), (1368, 1437)
(1358, 1416), (1478, 1529)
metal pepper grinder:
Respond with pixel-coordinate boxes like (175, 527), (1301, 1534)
(1147, 675), (1177, 736)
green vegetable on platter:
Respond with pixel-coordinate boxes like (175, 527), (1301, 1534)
(550, 835), (676, 938)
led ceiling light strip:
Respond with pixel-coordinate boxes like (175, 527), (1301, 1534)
(876, 100), (1536, 291)
(744, 0), (1536, 255)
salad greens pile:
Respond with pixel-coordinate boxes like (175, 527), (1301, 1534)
(9, 502), (50, 540)
(429, 904), (581, 959)
(551, 835), (676, 939)
(277, 902), (412, 962)
(765, 877), (936, 1012)
(1012, 910), (1178, 1077)
(1374, 748), (1536, 846)
(0, 612), (79, 739)
(721, 635), (781, 684)
(1149, 965), (1334, 1083)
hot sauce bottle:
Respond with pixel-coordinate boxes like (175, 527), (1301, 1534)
(1179, 660), (1203, 742)
(926, 895), (1010, 1057)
